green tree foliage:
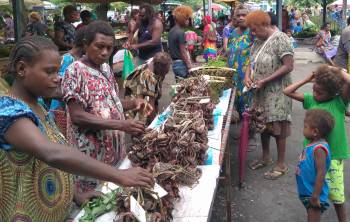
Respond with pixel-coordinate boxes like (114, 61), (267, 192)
(285, 0), (336, 8)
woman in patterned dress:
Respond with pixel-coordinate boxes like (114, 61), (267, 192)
(315, 23), (337, 65)
(0, 37), (153, 221)
(244, 11), (294, 180)
(62, 21), (153, 193)
(227, 5), (254, 116)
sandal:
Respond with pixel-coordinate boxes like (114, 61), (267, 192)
(249, 158), (273, 170)
(264, 167), (289, 180)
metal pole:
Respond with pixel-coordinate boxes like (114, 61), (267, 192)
(12, 0), (25, 42)
(208, 0), (212, 17)
(343, 0), (348, 29)
(276, 0), (282, 30)
(203, 0), (206, 17)
(322, 0), (327, 27)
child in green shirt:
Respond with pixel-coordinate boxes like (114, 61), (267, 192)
(284, 64), (350, 222)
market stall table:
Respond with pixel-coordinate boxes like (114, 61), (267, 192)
(74, 88), (236, 222)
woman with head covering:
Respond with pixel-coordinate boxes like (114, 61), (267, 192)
(202, 15), (217, 62)
(244, 11), (294, 180)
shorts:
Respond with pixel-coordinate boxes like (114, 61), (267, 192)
(300, 196), (329, 213)
(326, 159), (345, 204)
(172, 60), (188, 78)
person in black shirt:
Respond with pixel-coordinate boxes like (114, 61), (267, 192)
(168, 6), (193, 78)
(127, 4), (163, 65)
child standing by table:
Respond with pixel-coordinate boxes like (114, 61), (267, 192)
(284, 65), (350, 222)
(296, 109), (334, 222)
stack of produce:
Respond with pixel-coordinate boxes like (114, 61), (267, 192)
(80, 77), (218, 222)
(172, 76), (216, 128)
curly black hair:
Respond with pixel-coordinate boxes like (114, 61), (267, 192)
(305, 109), (334, 138)
(314, 64), (343, 97)
(84, 20), (115, 46)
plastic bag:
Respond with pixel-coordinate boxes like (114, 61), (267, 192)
(122, 49), (134, 80)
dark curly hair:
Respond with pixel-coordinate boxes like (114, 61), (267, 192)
(314, 64), (343, 97)
(84, 20), (115, 46)
(305, 109), (334, 137)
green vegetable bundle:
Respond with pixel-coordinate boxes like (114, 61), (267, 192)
(79, 188), (123, 222)
(205, 56), (227, 68)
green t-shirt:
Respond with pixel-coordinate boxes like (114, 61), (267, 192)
(303, 93), (350, 159)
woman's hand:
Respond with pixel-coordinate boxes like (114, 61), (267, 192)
(74, 190), (103, 207)
(118, 119), (145, 135)
(119, 167), (154, 189)
(244, 75), (253, 89)
(134, 99), (153, 117)
(254, 79), (266, 90)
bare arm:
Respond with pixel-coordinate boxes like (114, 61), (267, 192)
(310, 148), (327, 207)
(132, 19), (163, 50)
(127, 21), (137, 44)
(283, 72), (314, 102)
(179, 43), (192, 69)
(4, 118), (153, 188)
(339, 69), (350, 102)
(54, 30), (73, 49)
(223, 37), (229, 53)
(67, 100), (145, 134)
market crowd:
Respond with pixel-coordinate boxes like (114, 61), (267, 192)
(0, 3), (349, 222)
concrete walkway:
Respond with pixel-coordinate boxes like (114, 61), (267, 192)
(209, 55), (350, 222)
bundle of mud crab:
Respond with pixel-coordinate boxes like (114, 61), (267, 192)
(172, 76), (216, 129)
(79, 76), (218, 222)
(117, 77), (217, 221)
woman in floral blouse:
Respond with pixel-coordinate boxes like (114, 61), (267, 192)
(62, 21), (152, 192)
(244, 11), (294, 180)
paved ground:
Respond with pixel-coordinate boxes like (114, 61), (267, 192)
(208, 50), (350, 222)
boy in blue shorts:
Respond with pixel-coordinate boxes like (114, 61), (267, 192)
(284, 65), (350, 222)
(296, 109), (334, 222)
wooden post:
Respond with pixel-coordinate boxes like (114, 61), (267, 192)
(12, 0), (26, 41)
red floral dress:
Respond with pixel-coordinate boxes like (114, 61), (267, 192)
(62, 61), (125, 192)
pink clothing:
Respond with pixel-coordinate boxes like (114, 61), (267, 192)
(185, 31), (198, 51)
(62, 61), (125, 192)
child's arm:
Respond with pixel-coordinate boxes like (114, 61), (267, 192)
(339, 69), (350, 102)
(283, 72), (314, 102)
(310, 148), (328, 208)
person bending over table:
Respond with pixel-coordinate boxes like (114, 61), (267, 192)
(124, 52), (172, 124)
(62, 21), (153, 193)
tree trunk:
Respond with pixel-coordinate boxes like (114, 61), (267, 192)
(96, 3), (108, 21)
(343, 0), (347, 28)
(322, 0), (327, 27)
(12, 0), (27, 41)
